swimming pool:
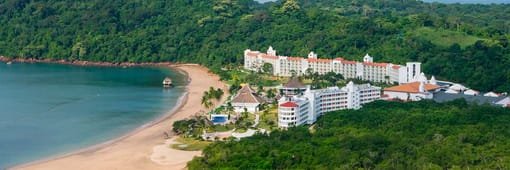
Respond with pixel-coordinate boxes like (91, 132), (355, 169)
(211, 115), (228, 124)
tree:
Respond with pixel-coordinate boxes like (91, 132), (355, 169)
(189, 100), (510, 169)
(262, 63), (273, 74)
(201, 91), (213, 109)
(323, 71), (343, 86)
(173, 119), (196, 136)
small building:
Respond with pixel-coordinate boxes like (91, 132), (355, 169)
(230, 84), (265, 113)
(464, 89), (480, 96)
(279, 77), (306, 96)
(496, 97), (510, 107)
(484, 92), (502, 97)
(445, 89), (460, 94)
(162, 77), (172, 86)
(383, 81), (440, 101)
(449, 84), (467, 91)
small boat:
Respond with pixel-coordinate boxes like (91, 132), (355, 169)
(6, 61), (12, 65)
(163, 77), (173, 87)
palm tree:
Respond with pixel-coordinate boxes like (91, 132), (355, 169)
(201, 91), (212, 109)
(214, 88), (224, 101)
(226, 102), (234, 114)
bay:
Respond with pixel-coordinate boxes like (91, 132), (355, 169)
(0, 62), (186, 169)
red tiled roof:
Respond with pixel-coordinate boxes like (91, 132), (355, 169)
(363, 62), (388, 67)
(392, 65), (401, 69)
(308, 58), (331, 63)
(342, 60), (357, 64)
(280, 101), (298, 107)
(287, 57), (302, 61)
(384, 82), (440, 93)
(261, 54), (279, 59)
(246, 52), (260, 57)
(334, 57), (344, 61)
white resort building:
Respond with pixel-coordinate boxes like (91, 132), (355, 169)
(230, 84), (265, 113)
(277, 81), (381, 128)
(244, 46), (421, 84)
(383, 73), (441, 101)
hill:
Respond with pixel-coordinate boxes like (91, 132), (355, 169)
(188, 100), (510, 169)
(423, 0), (510, 4)
(410, 27), (486, 48)
(0, 0), (508, 91)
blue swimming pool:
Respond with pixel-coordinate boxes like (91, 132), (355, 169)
(211, 116), (227, 124)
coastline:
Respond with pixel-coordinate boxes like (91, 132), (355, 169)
(0, 56), (176, 67)
(8, 62), (228, 170)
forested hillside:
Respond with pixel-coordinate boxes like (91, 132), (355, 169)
(0, 0), (509, 91)
(188, 100), (510, 169)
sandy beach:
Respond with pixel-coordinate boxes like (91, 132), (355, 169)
(12, 64), (227, 170)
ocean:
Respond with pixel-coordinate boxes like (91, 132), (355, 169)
(0, 62), (186, 169)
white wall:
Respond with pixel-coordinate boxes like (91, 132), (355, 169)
(232, 103), (259, 113)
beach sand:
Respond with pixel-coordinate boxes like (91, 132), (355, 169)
(12, 64), (227, 170)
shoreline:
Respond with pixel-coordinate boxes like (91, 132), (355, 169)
(0, 55), (177, 68)
(8, 61), (227, 170)
(8, 92), (189, 170)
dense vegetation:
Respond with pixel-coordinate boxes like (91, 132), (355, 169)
(0, 0), (509, 91)
(188, 100), (510, 169)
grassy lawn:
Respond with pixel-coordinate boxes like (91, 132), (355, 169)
(257, 107), (279, 131)
(213, 124), (235, 132)
(170, 137), (211, 151)
(410, 27), (485, 48)
(226, 69), (283, 86)
(235, 127), (247, 133)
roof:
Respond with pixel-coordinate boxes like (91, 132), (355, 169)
(280, 101), (299, 107)
(449, 84), (467, 91)
(445, 89), (460, 94)
(496, 97), (510, 106)
(363, 62), (388, 67)
(342, 60), (357, 65)
(464, 89), (480, 95)
(308, 58), (331, 63)
(334, 57), (344, 61)
(246, 52), (259, 57)
(231, 84), (265, 104)
(282, 77), (306, 89)
(484, 92), (501, 97)
(433, 91), (507, 106)
(392, 65), (401, 69)
(286, 57), (302, 61)
(384, 82), (440, 93)
(261, 54), (278, 59)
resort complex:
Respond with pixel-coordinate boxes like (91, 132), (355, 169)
(277, 78), (381, 128)
(244, 46), (421, 84)
(241, 46), (510, 128)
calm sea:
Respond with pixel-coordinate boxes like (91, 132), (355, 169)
(0, 62), (186, 169)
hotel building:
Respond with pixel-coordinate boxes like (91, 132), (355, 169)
(244, 46), (421, 84)
(278, 81), (381, 128)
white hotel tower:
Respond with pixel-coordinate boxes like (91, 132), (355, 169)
(278, 81), (381, 129)
(244, 46), (421, 84)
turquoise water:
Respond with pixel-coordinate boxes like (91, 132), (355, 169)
(0, 62), (186, 169)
